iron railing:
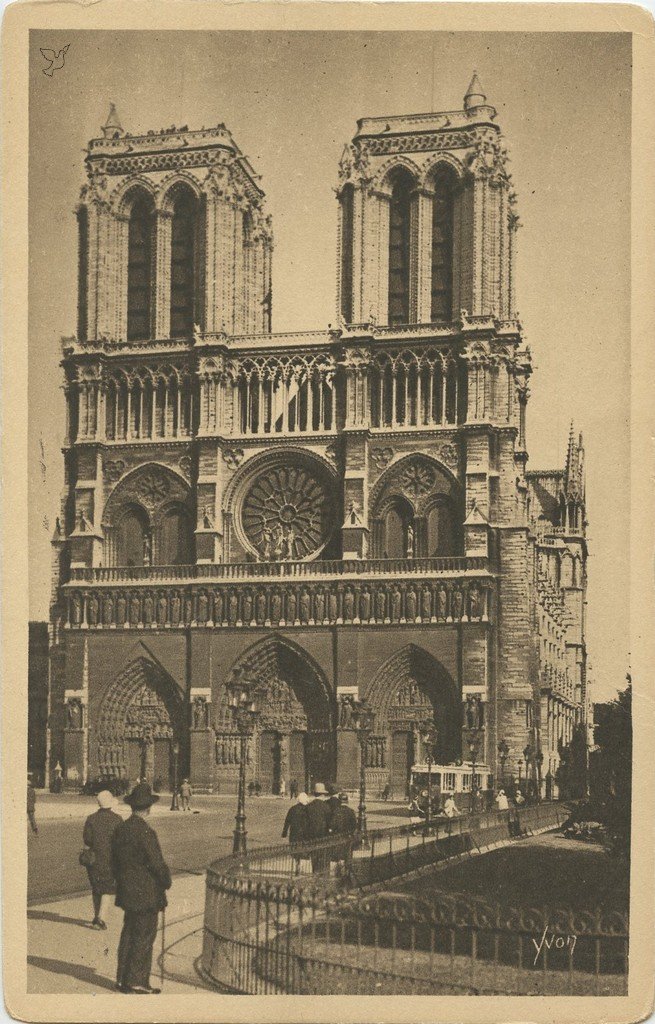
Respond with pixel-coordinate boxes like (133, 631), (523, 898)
(201, 803), (628, 995)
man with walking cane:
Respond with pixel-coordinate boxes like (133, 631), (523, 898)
(111, 781), (171, 994)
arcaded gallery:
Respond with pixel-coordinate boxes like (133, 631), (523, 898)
(49, 79), (589, 797)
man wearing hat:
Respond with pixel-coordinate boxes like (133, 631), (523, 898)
(111, 782), (172, 994)
(305, 782), (331, 873)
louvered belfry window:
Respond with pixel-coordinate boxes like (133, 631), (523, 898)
(127, 193), (154, 341)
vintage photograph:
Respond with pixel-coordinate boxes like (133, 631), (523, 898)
(6, 11), (649, 1015)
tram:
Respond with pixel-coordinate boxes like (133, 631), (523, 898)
(409, 761), (493, 809)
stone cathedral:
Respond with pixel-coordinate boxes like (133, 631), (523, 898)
(48, 77), (590, 797)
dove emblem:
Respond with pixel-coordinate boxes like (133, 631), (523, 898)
(40, 44), (70, 77)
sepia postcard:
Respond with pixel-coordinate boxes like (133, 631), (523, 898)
(2, 2), (654, 1022)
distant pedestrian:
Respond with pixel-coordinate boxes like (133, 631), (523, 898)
(495, 789), (509, 811)
(289, 779), (298, 800)
(381, 783), (391, 801)
(179, 779), (192, 811)
(329, 793), (358, 877)
(112, 782), (171, 994)
(82, 790), (123, 929)
(27, 777), (38, 835)
(443, 794), (460, 818)
(514, 789), (525, 807)
(407, 796), (426, 828)
(282, 792), (310, 852)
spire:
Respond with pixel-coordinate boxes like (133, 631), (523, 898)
(102, 103), (124, 139)
(464, 71), (487, 112)
(564, 421), (575, 485)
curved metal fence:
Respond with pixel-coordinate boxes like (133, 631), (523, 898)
(201, 802), (628, 995)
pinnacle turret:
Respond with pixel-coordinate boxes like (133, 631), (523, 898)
(464, 71), (487, 111)
(102, 103), (124, 139)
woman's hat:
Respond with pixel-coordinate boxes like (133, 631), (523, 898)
(312, 782), (328, 796)
(97, 790), (115, 809)
(125, 782), (159, 809)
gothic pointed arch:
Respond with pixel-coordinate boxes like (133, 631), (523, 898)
(370, 453), (463, 558)
(386, 166), (415, 326)
(221, 635), (336, 791)
(165, 181), (204, 337)
(102, 463), (194, 567)
(365, 644), (460, 763)
(125, 186), (156, 341)
(95, 655), (184, 782)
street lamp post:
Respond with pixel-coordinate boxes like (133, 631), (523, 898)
(419, 723), (438, 829)
(469, 731), (481, 812)
(523, 743), (534, 801)
(170, 741), (180, 811)
(227, 675), (264, 857)
(517, 758), (523, 790)
(351, 698), (375, 837)
(536, 751), (544, 802)
(497, 739), (509, 790)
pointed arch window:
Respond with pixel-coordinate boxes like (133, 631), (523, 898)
(340, 184), (354, 323)
(127, 193), (155, 341)
(170, 186), (199, 338)
(431, 166), (456, 322)
(388, 170), (413, 326)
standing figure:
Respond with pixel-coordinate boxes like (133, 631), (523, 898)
(406, 522), (414, 559)
(82, 790), (123, 929)
(27, 777), (38, 835)
(112, 782), (172, 994)
(179, 779), (192, 811)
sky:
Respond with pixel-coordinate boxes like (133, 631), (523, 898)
(28, 30), (631, 700)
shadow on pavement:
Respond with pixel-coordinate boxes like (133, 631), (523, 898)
(28, 910), (94, 928)
(27, 956), (116, 991)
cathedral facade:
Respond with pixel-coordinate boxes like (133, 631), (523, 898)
(48, 78), (589, 797)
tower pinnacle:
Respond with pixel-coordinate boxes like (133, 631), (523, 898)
(464, 72), (487, 112)
(102, 103), (124, 139)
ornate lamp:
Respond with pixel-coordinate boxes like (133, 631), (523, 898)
(497, 738), (509, 787)
(226, 674), (264, 856)
(350, 698), (375, 835)
(468, 729), (481, 811)
(419, 723), (439, 827)
(170, 740), (180, 811)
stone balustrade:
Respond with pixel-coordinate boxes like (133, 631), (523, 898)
(62, 569), (494, 630)
(68, 555), (487, 584)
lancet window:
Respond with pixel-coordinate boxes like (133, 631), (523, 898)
(340, 184), (354, 323)
(127, 192), (155, 342)
(369, 350), (461, 428)
(430, 166), (456, 322)
(169, 185), (200, 338)
(387, 170), (413, 326)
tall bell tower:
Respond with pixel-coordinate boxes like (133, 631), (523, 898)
(336, 74), (518, 327)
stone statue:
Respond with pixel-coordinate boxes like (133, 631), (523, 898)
(421, 586), (432, 621)
(197, 591), (208, 623)
(71, 593), (82, 625)
(129, 594), (140, 625)
(213, 590), (223, 624)
(88, 593), (99, 626)
(102, 595), (114, 625)
(271, 591), (282, 623)
(157, 594), (168, 625)
(314, 590), (325, 623)
(300, 589), (311, 624)
(228, 591), (239, 624)
(406, 522), (414, 558)
(343, 588), (354, 621)
(193, 696), (209, 730)
(469, 586), (481, 619)
(256, 590), (267, 624)
(203, 508), (213, 530)
(360, 587), (371, 622)
(437, 585), (447, 619)
(242, 591), (253, 623)
(143, 532), (152, 567)
(391, 586), (401, 622)
(67, 699), (82, 729)
(328, 589), (338, 622)
(406, 587), (417, 621)
(375, 588), (386, 622)
(116, 594), (127, 625)
(286, 589), (297, 623)
(184, 595), (193, 625)
(452, 588), (463, 620)
(170, 593), (181, 626)
(339, 695), (353, 728)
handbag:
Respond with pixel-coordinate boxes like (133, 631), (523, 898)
(79, 846), (96, 867)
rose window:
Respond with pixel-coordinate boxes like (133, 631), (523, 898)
(241, 463), (334, 561)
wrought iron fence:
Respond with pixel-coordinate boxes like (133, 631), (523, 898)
(201, 802), (627, 995)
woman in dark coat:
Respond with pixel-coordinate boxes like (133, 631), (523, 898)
(82, 790), (123, 929)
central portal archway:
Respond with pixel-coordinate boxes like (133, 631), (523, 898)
(222, 637), (335, 794)
(95, 657), (184, 789)
(366, 645), (460, 798)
